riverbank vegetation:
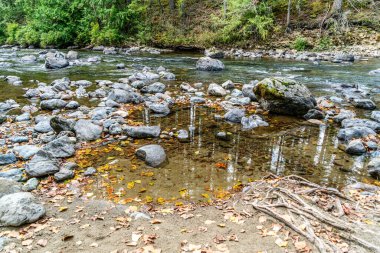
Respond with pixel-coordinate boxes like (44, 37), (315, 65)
(0, 0), (379, 49)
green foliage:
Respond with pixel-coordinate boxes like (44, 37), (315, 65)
(293, 36), (309, 51)
(316, 36), (333, 51)
(5, 23), (19, 44)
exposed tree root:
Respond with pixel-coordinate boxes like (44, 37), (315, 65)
(242, 174), (380, 253)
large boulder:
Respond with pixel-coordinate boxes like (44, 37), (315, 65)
(196, 57), (225, 71)
(135, 145), (167, 168)
(107, 89), (144, 104)
(253, 77), (316, 116)
(25, 150), (60, 177)
(42, 136), (75, 158)
(74, 120), (103, 141)
(124, 126), (161, 139)
(0, 192), (45, 227)
(45, 56), (69, 69)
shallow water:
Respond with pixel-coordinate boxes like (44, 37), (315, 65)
(1, 49), (380, 202)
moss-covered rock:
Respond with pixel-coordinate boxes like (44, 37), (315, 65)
(253, 77), (316, 116)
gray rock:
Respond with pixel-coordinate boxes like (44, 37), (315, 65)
(216, 132), (232, 141)
(346, 139), (366, 155)
(196, 57), (225, 71)
(190, 97), (206, 104)
(21, 55), (37, 62)
(13, 145), (40, 160)
(0, 115), (7, 125)
(51, 77), (70, 91)
(352, 99), (376, 110)
(147, 102), (170, 116)
(341, 118), (380, 132)
(84, 167), (97, 176)
(135, 144), (166, 168)
(45, 56), (69, 69)
(74, 120), (103, 141)
(0, 192), (45, 227)
(241, 115), (269, 130)
(50, 116), (76, 133)
(254, 77), (316, 116)
(42, 136), (75, 158)
(22, 178), (39, 191)
(34, 120), (53, 133)
(371, 111), (380, 122)
(368, 157), (380, 179)
(141, 82), (166, 94)
(242, 84), (257, 101)
(131, 80), (146, 89)
(205, 48), (224, 59)
(180, 83), (197, 93)
(337, 127), (376, 142)
(40, 99), (67, 110)
(15, 113), (31, 122)
(65, 101), (80, 109)
(108, 89), (143, 104)
(124, 126), (161, 139)
(116, 63), (125, 69)
(0, 178), (22, 198)
(208, 83), (226, 97)
(62, 162), (78, 170)
(54, 168), (74, 182)
(25, 150), (59, 177)
(333, 109), (356, 123)
(0, 153), (17, 165)
(221, 80), (234, 90)
(9, 136), (29, 143)
(224, 109), (245, 123)
(66, 51), (78, 60)
(177, 130), (189, 142)
(73, 80), (92, 88)
(0, 169), (23, 182)
(304, 109), (325, 120)
(109, 123), (122, 135)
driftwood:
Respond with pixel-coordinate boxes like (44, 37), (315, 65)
(242, 174), (380, 253)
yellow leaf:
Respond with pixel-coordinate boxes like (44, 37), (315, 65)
(134, 180), (142, 184)
(145, 196), (153, 203)
(157, 197), (165, 204)
(59, 206), (68, 212)
(127, 181), (135, 189)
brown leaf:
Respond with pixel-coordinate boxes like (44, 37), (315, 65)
(213, 235), (226, 244)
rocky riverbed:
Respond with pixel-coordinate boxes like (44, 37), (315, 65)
(0, 46), (380, 252)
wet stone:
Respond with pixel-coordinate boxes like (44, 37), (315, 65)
(135, 144), (167, 168)
(351, 99), (376, 110)
(22, 178), (39, 192)
(346, 140), (366, 155)
(84, 167), (97, 176)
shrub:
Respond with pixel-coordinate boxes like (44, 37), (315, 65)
(15, 26), (40, 46)
(316, 36), (333, 51)
(293, 36), (309, 51)
(5, 23), (19, 44)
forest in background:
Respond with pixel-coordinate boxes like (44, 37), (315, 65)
(0, 0), (379, 49)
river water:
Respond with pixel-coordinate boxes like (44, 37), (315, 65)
(1, 49), (380, 202)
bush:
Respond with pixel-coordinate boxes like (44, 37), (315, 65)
(293, 36), (309, 51)
(90, 23), (121, 46)
(40, 29), (73, 48)
(5, 23), (19, 44)
(15, 26), (40, 46)
(316, 36), (333, 51)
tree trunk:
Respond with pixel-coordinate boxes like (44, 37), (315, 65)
(332, 0), (343, 14)
(169, 0), (175, 11)
(223, 0), (227, 19)
(286, 0), (291, 30)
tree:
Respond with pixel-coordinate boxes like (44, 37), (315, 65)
(331, 0), (343, 14)
(286, 0), (291, 31)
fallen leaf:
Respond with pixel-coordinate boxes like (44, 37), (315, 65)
(37, 239), (47, 247)
(275, 238), (288, 247)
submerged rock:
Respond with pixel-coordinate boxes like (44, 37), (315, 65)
(124, 126), (161, 139)
(135, 144), (167, 168)
(196, 57), (225, 71)
(0, 192), (45, 227)
(177, 129), (189, 142)
(241, 115), (269, 130)
(254, 77), (316, 116)
(337, 127), (376, 142)
(304, 109), (325, 120)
